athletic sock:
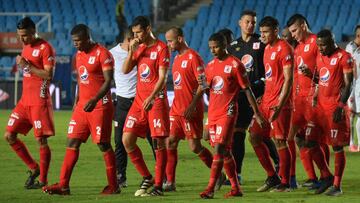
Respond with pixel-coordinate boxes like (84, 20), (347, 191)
(59, 148), (79, 187)
(128, 145), (151, 178)
(288, 140), (296, 177)
(103, 149), (117, 188)
(299, 147), (317, 180)
(253, 143), (276, 177)
(334, 150), (346, 188)
(166, 149), (178, 183)
(39, 145), (51, 183)
(197, 147), (213, 168)
(309, 145), (332, 179)
(224, 155), (241, 190)
(278, 147), (291, 185)
(320, 143), (330, 166)
(10, 139), (38, 170)
(207, 154), (224, 191)
(154, 148), (167, 188)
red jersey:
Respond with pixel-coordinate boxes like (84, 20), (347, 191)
(205, 55), (250, 122)
(316, 48), (353, 109)
(75, 43), (114, 109)
(262, 39), (294, 107)
(20, 39), (55, 106)
(133, 40), (170, 101)
(294, 34), (318, 97)
(170, 49), (204, 116)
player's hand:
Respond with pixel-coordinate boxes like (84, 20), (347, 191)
(299, 65), (312, 78)
(83, 98), (97, 112)
(184, 104), (196, 120)
(16, 55), (29, 68)
(332, 106), (344, 123)
(269, 106), (281, 122)
(143, 96), (154, 111)
(254, 112), (266, 128)
(129, 38), (140, 52)
(256, 96), (262, 104)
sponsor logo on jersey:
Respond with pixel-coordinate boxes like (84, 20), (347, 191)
(150, 52), (157, 60)
(181, 60), (188, 68)
(253, 42), (260, 50)
(224, 65), (232, 73)
(173, 71), (182, 89)
(271, 52), (276, 60)
(319, 67), (330, 86)
(265, 63), (272, 80)
(139, 63), (150, 82)
(78, 65), (89, 84)
(32, 49), (40, 57)
(330, 58), (337, 65)
(304, 44), (310, 52)
(241, 54), (254, 72)
(212, 76), (224, 94)
(88, 56), (95, 64)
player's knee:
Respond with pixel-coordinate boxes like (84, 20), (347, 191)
(4, 132), (16, 144)
(97, 142), (112, 152)
(36, 137), (48, 146)
(214, 144), (226, 155)
(66, 138), (81, 148)
(295, 136), (306, 148)
(122, 133), (135, 150)
(332, 145), (344, 152)
(167, 136), (179, 149)
(305, 140), (318, 148)
(274, 139), (287, 148)
(153, 138), (166, 150)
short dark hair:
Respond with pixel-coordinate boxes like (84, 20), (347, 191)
(286, 13), (310, 28)
(209, 32), (226, 47)
(168, 26), (184, 37)
(71, 24), (91, 38)
(124, 26), (134, 40)
(355, 25), (360, 33)
(217, 28), (234, 45)
(131, 15), (151, 30)
(17, 17), (35, 30)
(317, 29), (334, 41)
(259, 16), (279, 29)
(241, 10), (256, 18)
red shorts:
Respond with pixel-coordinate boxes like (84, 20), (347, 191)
(123, 97), (169, 138)
(249, 103), (291, 140)
(6, 101), (54, 137)
(291, 96), (314, 127)
(309, 105), (350, 146)
(208, 115), (236, 149)
(169, 115), (203, 140)
(67, 105), (113, 143)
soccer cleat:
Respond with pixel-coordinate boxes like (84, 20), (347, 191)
(118, 179), (128, 188)
(302, 179), (319, 188)
(42, 183), (70, 195)
(162, 181), (176, 192)
(101, 185), (120, 195)
(200, 189), (214, 199)
(141, 186), (164, 196)
(314, 176), (334, 194)
(349, 145), (359, 152)
(134, 177), (154, 197)
(214, 172), (226, 191)
(256, 175), (281, 192)
(270, 183), (291, 192)
(26, 180), (46, 189)
(24, 168), (40, 189)
(290, 176), (299, 189)
(324, 186), (343, 196)
(224, 189), (243, 198)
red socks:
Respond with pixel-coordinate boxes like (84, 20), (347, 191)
(39, 145), (51, 183)
(253, 143), (276, 177)
(320, 143), (330, 166)
(278, 147), (291, 185)
(103, 149), (117, 188)
(155, 149), (167, 187)
(288, 140), (296, 177)
(198, 147), (213, 168)
(10, 139), (38, 170)
(207, 154), (224, 191)
(299, 147), (317, 180)
(309, 145), (332, 179)
(334, 151), (346, 187)
(59, 148), (79, 187)
(128, 145), (151, 178)
(165, 149), (178, 184)
(224, 155), (240, 190)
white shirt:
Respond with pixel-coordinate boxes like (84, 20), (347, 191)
(110, 44), (137, 98)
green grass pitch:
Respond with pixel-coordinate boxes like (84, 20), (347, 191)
(0, 110), (360, 202)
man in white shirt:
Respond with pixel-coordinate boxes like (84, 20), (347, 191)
(110, 28), (155, 188)
(346, 25), (360, 152)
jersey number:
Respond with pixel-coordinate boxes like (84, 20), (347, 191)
(330, 129), (338, 138)
(34, 120), (42, 129)
(185, 122), (191, 131)
(96, 126), (101, 135)
(153, 119), (161, 128)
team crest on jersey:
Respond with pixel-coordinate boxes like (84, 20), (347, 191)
(78, 65), (89, 84)
(212, 76), (224, 93)
(102, 95), (109, 104)
(304, 44), (310, 52)
(271, 52), (276, 60)
(32, 49), (40, 57)
(188, 54), (193, 59)
(319, 67), (330, 86)
(173, 71), (182, 89)
(297, 56), (305, 73)
(88, 56), (96, 64)
(330, 58), (337, 65)
(139, 63), (150, 82)
(181, 60), (188, 68)
(265, 63), (272, 80)
(150, 52), (157, 60)
(253, 42), (260, 50)
(224, 65), (232, 73)
(241, 54), (254, 72)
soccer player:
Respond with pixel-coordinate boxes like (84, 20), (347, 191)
(281, 26), (298, 48)
(163, 27), (213, 191)
(287, 14), (333, 190)
(311, 29), (353, 196)
(227, 10), (279, 184)
(110, 28), (156, 188)
(199, 32), (265, 199)
(122, 16), (170, 196)
(43, 24), (119, 195)
(4, 17), (55, 189)
(248, 16), (293, 192)
(345, 25), (360, 152)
